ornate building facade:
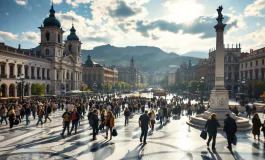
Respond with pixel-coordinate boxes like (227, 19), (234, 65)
(0, 4), (83, 97)
(82, 55), (118, 89)
(117, 57), (139, 86)
(175, 59), (196, 84)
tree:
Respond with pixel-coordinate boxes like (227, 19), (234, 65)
(31, 83), (45, 95)
(80, 84), (89, 91)
(254, 80), (265, 97)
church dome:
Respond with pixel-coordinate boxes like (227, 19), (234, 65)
(43, 4), (61, 28)
(67, 25), (79, 40)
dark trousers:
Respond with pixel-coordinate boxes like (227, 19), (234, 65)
(1, 116), (8, 125)
(140, 128), (148, 143)
(36, 116), (43, 125)
(114, 112), (118, 119)
(62, 121), (70, 135)
(246, 112), (251, 118)
(151, 120), (155, 131)
(70, 120), (78, 133)
(9, 120), (14, 128)
(32, 112), (36, 119)
(16, 116), (21, 122)
(93, 126), (99, 139)
(125, 116), (129, 125)
(207, 132), (217, 148)
(160, 116), (163, 125)
(44, 114), (51, 122)
(226, 133), (234, 149)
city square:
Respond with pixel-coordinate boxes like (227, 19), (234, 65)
(1, 0), (265, 160)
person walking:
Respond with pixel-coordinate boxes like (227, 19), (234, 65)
(204, 113), (220, 151)
(70, 108), (81, 135)
(31, 103), (37, 119)
(104, 111), (115, 140)
(44, 103), (52, 123)
(101, 109), (106, 130)
(114, 105), (119, 119)
(245, 105), (251, 118)
(92, 110), (99, 140)
(25, 105), (31, 125)
(15, 105), (21, 123)
(61, 108), (71, 136)
(139, 110), (151, 145)
(261, 120), (265, 139)
(252, 113), (262, 140)
(150, 110), (156, 132)
(124, 107), (130, 126)
(158, 107), (163, 125)
(223, 113), (237, 151)
(8, 106), (16, 129)
(36, 106), (44, 126)
(0, 105), (8, 125)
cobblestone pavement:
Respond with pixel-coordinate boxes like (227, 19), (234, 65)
(0, 109), (264, 160)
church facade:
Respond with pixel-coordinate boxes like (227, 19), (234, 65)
(0, 4), (83, 97)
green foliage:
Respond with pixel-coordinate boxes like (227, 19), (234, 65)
(254, 80), (265, 96)
(179, 80), (207, 92)
(31, 83), (45, 96)
(80, 84), (89, 91)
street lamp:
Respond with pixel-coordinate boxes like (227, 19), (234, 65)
(199, 77), (205, 105)
(79, 81), (84, 98)
(238, 79), (246, 106)
(16, 74), (30, 102)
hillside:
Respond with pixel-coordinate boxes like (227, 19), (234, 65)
(81, 44), (203, 72)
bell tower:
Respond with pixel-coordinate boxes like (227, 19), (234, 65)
(39, 3), (64, 62)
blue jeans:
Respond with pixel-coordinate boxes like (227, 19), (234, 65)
(26, 114), (30, 125)
(1, 116), (8, 125)
(36, 116), (43, 125)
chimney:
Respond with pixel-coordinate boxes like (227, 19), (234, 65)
(18, 44), (21, 50)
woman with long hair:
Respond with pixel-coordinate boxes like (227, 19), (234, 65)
(8, 106), (16, 129)
(252, 113), (261, 140)
(104, 111), (115, 140)
(101, 109), (106, 130)
(150, 110), (156, 132)
(204, 113), (220, 151)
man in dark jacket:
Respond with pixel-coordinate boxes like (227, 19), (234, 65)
(44, 103), (52, 123)
(25, 105), (31, 125)
(204, 113), (220, 151)
(223, 113), (237, 150)
(124, 107), (130, 126)
(139, 110), (151, 145)
(92, 110), (99, 140)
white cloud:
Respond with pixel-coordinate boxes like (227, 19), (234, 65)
(15, 0), (28, 5)
(244, 0), (265, 17)
(228, 7), (233, 11)
(0, 31), (19, 41)
(66, 0), (91, 8)
(52, 0), (63, 4)
(256, 22), (261, 27)
(0, 31), (39, 44)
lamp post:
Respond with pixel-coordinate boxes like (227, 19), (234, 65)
(238, 79), (246, 106)
(16, 74), (30, 102)
(79, 81), (84, 98)
(200, 77), (205, 105)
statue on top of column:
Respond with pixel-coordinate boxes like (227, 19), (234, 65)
(216, 5), (224, 23)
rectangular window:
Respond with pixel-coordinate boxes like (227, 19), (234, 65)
(25, 68), (28, 77)
(10, 66), (14, 75)
(17, 66), (21, 76)
(37, 69), (40, 77)
(31, 68), (34, 78)
(245, 63), (247, 68)
(47, 70), (50, 79)
(250, 71), (253, 80)
(256, 60), (258, 66)
(262, 71), (264, 80)
(250, 62), (252, 67)
(1, 65), (5, 74)
(262, 59), (264, 65)
(255, 71), (258, 80)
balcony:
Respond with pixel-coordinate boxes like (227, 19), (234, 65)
(9, 75), (16, 78)
(31, 76), (35, 79)
(0, 74), (7, 78)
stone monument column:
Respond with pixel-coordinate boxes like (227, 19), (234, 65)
(203, 6), (232, 119)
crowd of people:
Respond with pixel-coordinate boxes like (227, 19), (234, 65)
(0, 94), (265, 149)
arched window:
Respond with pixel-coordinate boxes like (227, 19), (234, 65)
(68, 44), (72, 52)
(46, 49), (49, 56)
(45, 32), (50, 41)
(58, 34), (60, 43)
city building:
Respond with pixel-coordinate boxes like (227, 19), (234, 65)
(239, 47), (265, 96)
(116, 57), (139, 86)
(168, 72), (176, 86)
(175, 59), (196, 84)
(208, 44), (241, 95)
(196, 59), (208, 83)
(82, 55), (118, 89)
(0, 4), (83, 97)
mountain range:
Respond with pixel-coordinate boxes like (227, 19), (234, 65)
(81, 44), (208, 72)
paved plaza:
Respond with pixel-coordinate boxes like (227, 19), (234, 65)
(0, 108), (264, 160)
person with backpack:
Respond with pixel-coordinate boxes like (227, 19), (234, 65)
(124, 107), (130, 126)
(36, 106), (44, 126)
(61, 108), (71, 136)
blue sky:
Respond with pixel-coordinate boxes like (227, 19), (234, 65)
(0, 0), (264, 54)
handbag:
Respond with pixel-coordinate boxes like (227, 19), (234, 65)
(14, 119), (19, 125)
(99, 124), (103, 130)
(156, 114), (159, 120)
(232, 135), (237, 145)
(200, 130), (207, 140)
(112, 128), (118, 137)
